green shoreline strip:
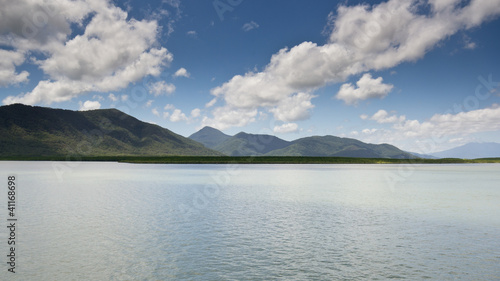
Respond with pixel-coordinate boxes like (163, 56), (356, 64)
(1, 156), (500, 164)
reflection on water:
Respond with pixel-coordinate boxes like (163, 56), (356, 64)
(1, 162), (499, 280)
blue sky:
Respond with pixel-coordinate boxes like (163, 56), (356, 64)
(1, 0), (500, 153)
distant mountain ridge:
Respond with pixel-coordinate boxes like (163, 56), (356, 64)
(190, 126), (415, 158)
(431, 142), (500, 159)
(0, 104), (221, 157)
(214, 132), (292, 156)
(188, 126), (231, 149)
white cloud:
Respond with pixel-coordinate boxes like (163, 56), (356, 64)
(206, 0), (500, 129)
(463, 35), (477, 50)
(202, 106), (257, 130)
(242, 21), (259, 32)
(108, 93), (118, 102)
(3, 79), (93, 105)
(164, 104), (175, 110)
(364, 109), (405, 124)
(274, 123), (299, 134)
(149, 81), (176, 96)
(2, 0), (172, 105)
(160, 104), (198, 123)
(269, 92), (315, 122)
(357, 105), (500, 152)
(145, 99), (154, 107)
(205, 98), (217, 108)
(121, 95), (128, 102)
(191, 108), (201, 118)
(362, 128), (378, 135)
(0, 0), (90, 51)
(152, 107), (160, 117)
(173, 67), (190, 78)
(169, 108), (188, 122)
(79, 100), (101, 111)
(186, 30), (197, 37)
(0, 49), (29, 86)
(336, 74), (393, 105)
(397, 105), (500, 137)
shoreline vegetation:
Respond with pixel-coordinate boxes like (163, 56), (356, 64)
(1, 156), (500, 164)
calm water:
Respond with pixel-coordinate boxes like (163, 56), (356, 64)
(1, 162), (499, 280)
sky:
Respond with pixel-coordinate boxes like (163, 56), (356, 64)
(1, 0), (500, 153)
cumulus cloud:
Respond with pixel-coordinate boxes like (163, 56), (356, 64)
(0, 0), (90, 51)
(78, 100), (101, 111)
(205, 0), (500, 129)
(108, 93), (118, 102)
(202, 106), (257, 130)
(395, 106), (500, 138)
(169, 109), (188, 122)
(191, 108), (201, 118)
(336, 74), (393, 105)
(0, 50), (29, 86)
(269, 92), (315, 122)
(242, 21), (259, 32)
(205, 98), (217, 108)
(274, 123), (299, 134)
(173, 67), (190, 78)
(152, 108), (160, 117)
(462, 35), (477, 50)
(2, 0), (172, 105)
(356, 105), (500, 152)
(158, 104), (200, 123)
(365, 109), (406, 123)
(164, 104), (175, 110)
(3, 79), (93, 105)
(149, 81), (176, 96)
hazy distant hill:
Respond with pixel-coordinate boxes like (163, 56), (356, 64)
(267, 135), (415, 158)
(190, 127), (416, 158)
(431, 142), (500, 159)
(188, 126), (231, 149)
(214, 132), (291, 156)
(406, 151), (439, 159)
(0, 104), (221, 157)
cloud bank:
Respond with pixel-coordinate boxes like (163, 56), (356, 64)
(203, 0), (500, 130)
(355, 105), (500, 152)
(1, 0), (172, 105)
(336, 74), (393, 105)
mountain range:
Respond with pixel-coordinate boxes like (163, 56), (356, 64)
(189, 126), (415, 158)
(430, 142), (500, 159)
(2, 104), (497, 159)
(0, 104), (220, 157)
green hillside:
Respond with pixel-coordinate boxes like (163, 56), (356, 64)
(0, 104), (221, 157)
(214, 132), (291, 156)
(189, 127), (416, 158)
(266, 136), (415, 158)
(188, 126), (231, 149)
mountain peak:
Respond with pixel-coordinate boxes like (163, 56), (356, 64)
(432, 142), (500, 159)
(189, 126), (231, 149)
(0, 105), (220, 157)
